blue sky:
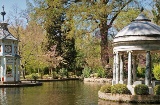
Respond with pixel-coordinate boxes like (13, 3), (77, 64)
(0, 0), (27, 21)
(0, 0), (154, 22)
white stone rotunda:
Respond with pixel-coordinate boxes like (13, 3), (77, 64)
(112, 13), (160, 94)
(0, 6), (20, 83)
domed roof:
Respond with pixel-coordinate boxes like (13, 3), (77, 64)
(113, 13), (160, 51)
(0, 22), (18, 41)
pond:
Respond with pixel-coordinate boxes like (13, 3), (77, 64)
(0, 81), (159, 105)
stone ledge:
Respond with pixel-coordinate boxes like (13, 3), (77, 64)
(98, 91), (160, 103)
(84, 78), (112, 84)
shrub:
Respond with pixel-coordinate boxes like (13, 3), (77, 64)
(59, 68), (67, 78)
(96, 67), (106, 78)
(111, 84), (130, 94)
(52, 72), (58, 79)
(82, 67), (91, 78)
(134, 84), (149, 95)
(100, 84), (111, 93)
(153, 64), (160, 80)
(137, 67), (145, 78)
(31, 73), (39, 83)
(154, 85), (160, 95)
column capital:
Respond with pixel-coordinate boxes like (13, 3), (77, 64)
(127, 50), (132, 53)
(113, 51), (119, 54)
(146, 50), (150, 53)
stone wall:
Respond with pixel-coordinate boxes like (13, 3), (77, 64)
(98, 91), (160, 103)
(84, 78), (112, 84)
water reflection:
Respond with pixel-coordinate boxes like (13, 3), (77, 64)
(0, 81), (158, 105)
(0, 81), (102, 105)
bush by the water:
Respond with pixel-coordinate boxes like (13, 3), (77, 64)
(153, 64), (160, 80)
(111, 84), (130, 94)
(134, 84), (149, 95)
(137, 67), (145, 78)
(82, 67), (91, 78)
(100, 84), (111, 93)
(154, 85), (160, 95)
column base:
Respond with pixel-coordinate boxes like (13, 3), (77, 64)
(119, 80), (124, 84)
(112, 80), (116, 85)
(149, 87), (153, 95)
(127, 85), (134, 95)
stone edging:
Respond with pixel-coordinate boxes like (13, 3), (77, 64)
(98, 91), (160, 103)
(84, 78), (112, 84)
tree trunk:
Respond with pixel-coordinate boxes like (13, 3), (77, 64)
(100, 24), (109, 67)
(21, 65), (26, 79)
(22, 69), (26, 79)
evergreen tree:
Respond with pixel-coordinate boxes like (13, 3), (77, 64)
(27, 0), (77, 72)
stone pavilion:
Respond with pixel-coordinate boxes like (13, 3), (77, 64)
(112, 13), (160, 94)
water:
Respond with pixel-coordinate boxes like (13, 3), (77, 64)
(0, 81), (159, 105)
(0, 81), (101, 105)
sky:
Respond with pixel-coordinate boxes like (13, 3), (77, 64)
(0, 0), (154, 22)
(0, 0), (27, 22)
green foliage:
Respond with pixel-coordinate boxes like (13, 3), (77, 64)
(52, 71), (58, 79)
(82, 67), (91, 78)
(152, 1), (160, 25)
(134, 84), (149, 95)
(43, 74), (50, 79)
(153, 64), (160, 80)
(65, 0), (135, 67)
(95, 67), (106, 78)
(114, 8), (140, 31)
(100, 84), (111, 93)
(154, 85), (160, 95)
(137, 67), (145, 78)
(111, 84), (130, 94)
(31, 73), (39, 80)
(59, 68), (67, 77)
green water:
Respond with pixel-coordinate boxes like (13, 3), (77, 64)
(0, 81), (101, 105)
(0, 81), (159, 105)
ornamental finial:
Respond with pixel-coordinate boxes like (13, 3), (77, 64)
(1, 5), (6, 22)
(140, 7), (144, 12)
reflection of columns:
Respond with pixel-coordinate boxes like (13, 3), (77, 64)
(145, 51), (151, 86)
(112, 53), (116, 85)
(116, 52), (119, 84)
(132, 55), (137, 82)
(128, 51), (132, 85)
(119, 54), (124, 84)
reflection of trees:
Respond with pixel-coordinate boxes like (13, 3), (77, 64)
(0, 82), (102, 105)
(0, 88), (21, 105)
(0, 88), (7, 105)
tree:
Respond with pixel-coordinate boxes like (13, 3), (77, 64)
(27, 0), (78, 73)
(152, 0), (160, 25)
(8, 4), (47, 78)
(65, 0), (136, 67)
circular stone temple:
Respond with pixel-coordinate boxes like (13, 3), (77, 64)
(112, 13), (160, 94)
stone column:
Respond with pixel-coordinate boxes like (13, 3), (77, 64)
(1, 57), (4, 82)
(128, 51), (132, 85)
(132, 55), (137, 83)
(119, 54), (124, 84)
(12, 63), (15, 81)
(16, 58), (19, 81)
(4, 57), (6, 82)
(116, 52), (119, 84)
(145, 51), (151, 86)
(112, 52), (116, 85)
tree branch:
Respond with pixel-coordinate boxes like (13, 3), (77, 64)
(109, 0), (133, 27)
